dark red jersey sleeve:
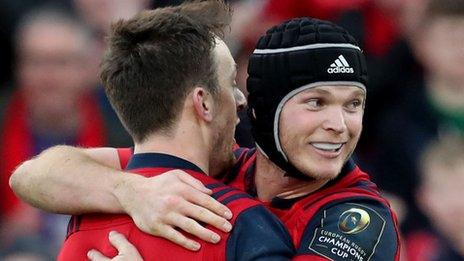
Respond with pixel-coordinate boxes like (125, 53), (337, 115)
(226, 205), (294, 260)
(294, 198), (400, 261)
(206, 182), (294, 260)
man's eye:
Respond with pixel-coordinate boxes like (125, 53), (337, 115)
(347, 99), (362, 110)
(306, 99), (321, 108)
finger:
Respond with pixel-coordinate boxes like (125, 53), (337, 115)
(108, 231), (133, 252)
(178, 200), (232, 233)
(87, 249), (110, 261)
(168, 213), (222, 244)
(184, 186), (233, 221)
(174, 170), (212, 194)
(157, 225), (201, 251)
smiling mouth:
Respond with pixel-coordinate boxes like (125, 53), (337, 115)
(310, 142), (345, 152)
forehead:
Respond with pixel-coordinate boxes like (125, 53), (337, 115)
(295, 85), (366, 98)
(213, 39), (236, 77)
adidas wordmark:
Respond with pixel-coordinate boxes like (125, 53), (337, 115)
(327, 55), (354, 74)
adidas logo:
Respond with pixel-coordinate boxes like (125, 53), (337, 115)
(327, 55), (354, 74)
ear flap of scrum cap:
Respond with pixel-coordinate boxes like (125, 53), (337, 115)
(247, 17), (368, 179)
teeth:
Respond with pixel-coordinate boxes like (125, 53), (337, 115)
(311, 143), (343, 151)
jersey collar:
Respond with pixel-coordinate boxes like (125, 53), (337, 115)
(126, 153), (204, 174)
(270, 158), (358, 209)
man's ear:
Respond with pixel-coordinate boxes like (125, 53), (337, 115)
(192, 87), (214, 122)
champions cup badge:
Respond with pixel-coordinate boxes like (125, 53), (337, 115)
(338, 208), (370, 234)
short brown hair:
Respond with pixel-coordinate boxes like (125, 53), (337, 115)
(100, 0), (232, 142)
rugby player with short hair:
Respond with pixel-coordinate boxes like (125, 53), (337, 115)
(46, 1), (294, 260)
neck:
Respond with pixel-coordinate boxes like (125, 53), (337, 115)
(254, 151), (328, 202)
(134, 114), (211, 175)
(134, 135), (209, 175)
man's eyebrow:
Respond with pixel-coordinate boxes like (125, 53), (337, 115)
(351, 89), (366, 98)
(304, 88), (331, 95)
(301, 88), (366, 98)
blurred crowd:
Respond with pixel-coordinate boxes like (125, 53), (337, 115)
(0, 0), (463, 260)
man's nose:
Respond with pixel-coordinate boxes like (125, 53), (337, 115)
(322, 106), (347, 133)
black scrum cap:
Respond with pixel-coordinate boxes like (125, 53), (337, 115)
(247, 17), (368, 179)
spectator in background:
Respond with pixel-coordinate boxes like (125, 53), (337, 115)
(0, 7), (106, 259)
(376, 0), (464, 233)
(0, 0), (74, 91)
(406, 135), (464, 261)
(0, 1), (151, 146)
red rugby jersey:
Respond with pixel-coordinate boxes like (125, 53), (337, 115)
(59, 152), (294, 261)
(230, 148), (401, 261)
(115, 148), (401, 260)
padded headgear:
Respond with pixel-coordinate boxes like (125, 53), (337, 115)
(247, 17), (368, 179)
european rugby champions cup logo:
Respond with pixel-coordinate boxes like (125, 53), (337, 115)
(327, 55), (354, 74)
(338, 208), (371, 234)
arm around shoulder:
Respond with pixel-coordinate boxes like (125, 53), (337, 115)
(9, 145), (126, 214)
(9, 145), (235, 250)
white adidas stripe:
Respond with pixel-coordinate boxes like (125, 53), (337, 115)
(338, 55), (350, 67)
(330, 55), (351, 68)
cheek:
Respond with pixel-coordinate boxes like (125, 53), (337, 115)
(225, 91), (236, 114)
(279, 115), (297, 153)
(280, 107), (316, 133)
(216, 93), (234, 120)
(279, 112), (300, 143)
(346, 114), (363, 137)
(279, 112), (318, 154)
